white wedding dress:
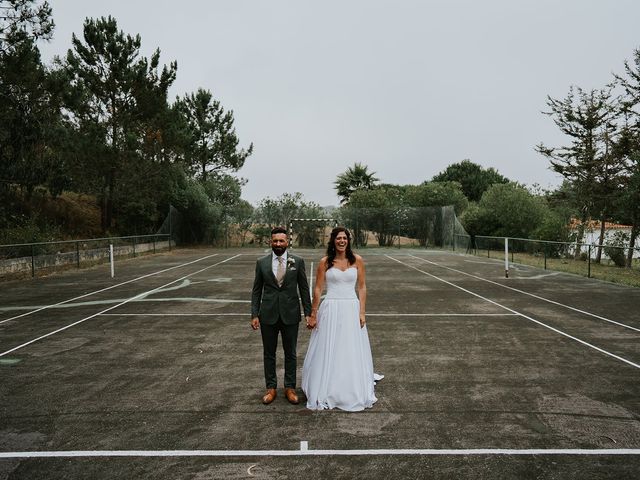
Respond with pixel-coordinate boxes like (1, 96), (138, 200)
(302, 266), (382, 411)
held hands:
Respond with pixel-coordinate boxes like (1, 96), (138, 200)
(306, 314), (317, 330)
(250, 317), (260, 330)
(359, 313), (366, 328)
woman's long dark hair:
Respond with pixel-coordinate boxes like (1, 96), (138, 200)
(326, 227), (356, 270)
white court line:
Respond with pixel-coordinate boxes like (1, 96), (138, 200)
(96, 313), (519, 317)
(0, 255), (241, 358)
(410, 254), (640, 333)
(367, 313), (519, 317)
(386, 255), (640, 370)
(0, 253), (221, 325)
(1, 448), (639, 458)
(99, 313), (248, 316)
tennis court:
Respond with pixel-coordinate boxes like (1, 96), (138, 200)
(1, 247), (639, 479)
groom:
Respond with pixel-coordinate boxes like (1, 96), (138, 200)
(251, 226), (312, 405)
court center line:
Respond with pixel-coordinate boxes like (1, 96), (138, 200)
(385, 255), (640, 370)
(0, 253), (221, 325)
(0, 255), (241, 358)
(1, 448), (639, 458)
(410, 254), (640, 333)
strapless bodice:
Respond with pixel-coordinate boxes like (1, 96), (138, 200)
(325, 267), (357, 299)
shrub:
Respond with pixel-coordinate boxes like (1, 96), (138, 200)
(603, 231), (629, 267)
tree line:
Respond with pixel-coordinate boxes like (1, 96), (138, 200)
(536, 48), (640, 266)
(326, 48), (640, 265)
(0, 1), (253, 244)
(3, 2), (639, 264)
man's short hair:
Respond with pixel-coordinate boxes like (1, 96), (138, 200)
(271, 226), (287, 236)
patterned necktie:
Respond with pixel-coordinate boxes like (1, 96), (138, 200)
(276, 256), (285, 286)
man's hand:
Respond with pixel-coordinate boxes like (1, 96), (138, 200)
(305, 315), (316, 330)
(251, 317), (260, 330)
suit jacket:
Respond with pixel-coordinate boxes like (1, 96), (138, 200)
(251, 253), (312, 325)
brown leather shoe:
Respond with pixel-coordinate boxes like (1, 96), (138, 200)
(284, 388), (299, 405)
(262, 388), (277, 405)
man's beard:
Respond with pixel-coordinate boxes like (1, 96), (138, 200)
(272, 245), (286, 256)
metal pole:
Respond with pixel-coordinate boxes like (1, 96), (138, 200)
(453, 223), (457, 251)
(288, 221), (293, 248)
(132, 237), (136, 257)
(110, 244), (115, 278)
(588, 245), (591, 278)
(504, 237), (509, 278)
(544, 249), (547, 270)
(76, 241), (80, 269)
(31, 245), (35, 278)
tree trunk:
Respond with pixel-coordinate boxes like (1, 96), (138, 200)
(100, 185), (108, 233)
(595, 211), (606, 263)
(626, 217), (639, 268)
(104, 167), (115, 232)
(574, 208), (588, 260)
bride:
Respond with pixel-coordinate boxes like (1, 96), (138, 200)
(302, 226), (382, 411)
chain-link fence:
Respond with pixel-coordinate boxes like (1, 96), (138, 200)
(0, 234), (171, 279)
(334, 205), (469, 249)
(464, 234), (640, 286)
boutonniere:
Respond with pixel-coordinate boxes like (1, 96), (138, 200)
(287, 257), (296, 270)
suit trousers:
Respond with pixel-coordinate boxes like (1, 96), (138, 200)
(260, 318), (299, 389)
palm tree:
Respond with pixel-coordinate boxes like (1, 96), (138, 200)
(334, 163), (379, 204)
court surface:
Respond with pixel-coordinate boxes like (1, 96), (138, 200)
(1, 247), (639, 479)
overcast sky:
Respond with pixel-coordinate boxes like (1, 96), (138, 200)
(40, 0), (640, 206)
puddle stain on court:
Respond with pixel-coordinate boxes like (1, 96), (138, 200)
(27, 337), (91, 357)
(334, 412), (402, 436)
(538, 394), (640, 447)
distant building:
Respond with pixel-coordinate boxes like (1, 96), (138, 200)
(569, 219), (638, 259)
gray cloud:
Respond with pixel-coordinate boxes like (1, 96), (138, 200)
(41, 0), (640, 205)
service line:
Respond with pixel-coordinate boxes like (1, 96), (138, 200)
(386, 255), (640, 370)
(0, 253), (221, 325)
(0, 255), (241, 358)
(411, 254), (640, 333)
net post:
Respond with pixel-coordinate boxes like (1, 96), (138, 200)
(588, 244), (591, 278)
(504, 237), (509, 278)
(76, 241), (80, 269)
(110, 244), (115, 278)
(31, 245), (35, 278)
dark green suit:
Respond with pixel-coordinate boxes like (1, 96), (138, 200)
(251, 253), (312, 389)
